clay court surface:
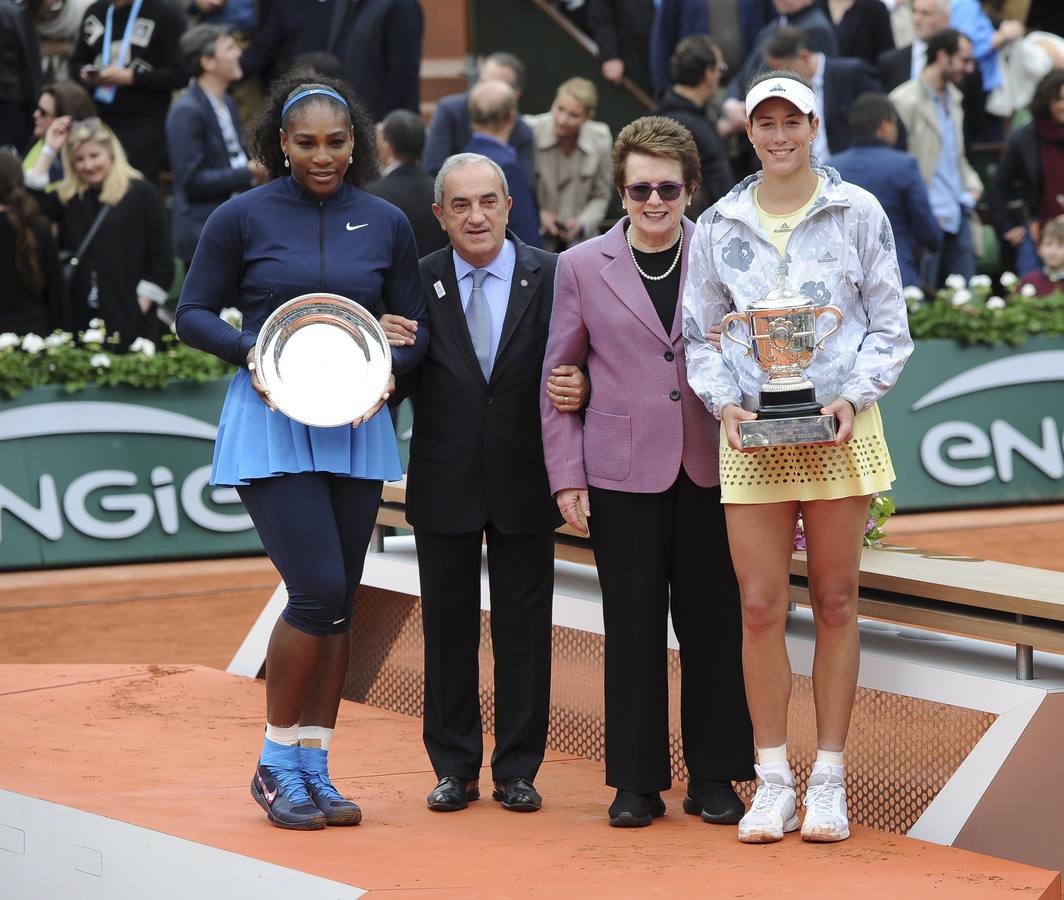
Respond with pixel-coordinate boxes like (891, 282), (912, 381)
(1, 504), (1060, 668)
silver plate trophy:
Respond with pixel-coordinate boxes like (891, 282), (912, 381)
(721, 281), (843, 449)
(253, 292), (392, 428)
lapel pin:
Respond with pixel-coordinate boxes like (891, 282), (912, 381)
(433, 280), (446, 299)
(520, 278), (528, 287)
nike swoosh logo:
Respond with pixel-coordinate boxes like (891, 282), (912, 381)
(346, 222), (368, 231)
(258, 773), (277, 805)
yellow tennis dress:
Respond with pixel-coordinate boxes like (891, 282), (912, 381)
(719, 180), (896, 505)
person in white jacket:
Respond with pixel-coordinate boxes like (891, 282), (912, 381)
(682, 69), (913, 846)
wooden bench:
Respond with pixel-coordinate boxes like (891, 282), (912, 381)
(375, 481), (1064, 680)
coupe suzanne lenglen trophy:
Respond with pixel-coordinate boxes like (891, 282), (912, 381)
(720, 279), (843, 449)
(253, 292), (392, 428)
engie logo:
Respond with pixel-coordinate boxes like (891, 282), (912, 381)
(913, 350), (1064, 487)
(0, 401), (252, 542)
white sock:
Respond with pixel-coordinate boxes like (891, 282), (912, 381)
(298, 725), (334, 751)
(813, 749), (845, 780)
(264, 722), (300, 746)
(756, 743), (793, 783)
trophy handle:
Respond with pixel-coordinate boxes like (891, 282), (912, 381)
(720, 311), (753, 352)
(814, 305), (843, 349)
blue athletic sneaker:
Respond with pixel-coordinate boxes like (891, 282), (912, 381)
(251, 740), (325, 830)
(301, 746), (362, 826)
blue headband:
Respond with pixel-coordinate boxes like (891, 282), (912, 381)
(281, 88), (350, 121)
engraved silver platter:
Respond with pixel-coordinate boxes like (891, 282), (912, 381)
(253, 292), (392, 428)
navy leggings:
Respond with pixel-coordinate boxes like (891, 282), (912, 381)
(237, 473), (383, 636)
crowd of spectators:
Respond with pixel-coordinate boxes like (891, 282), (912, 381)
(2, 0), (1064, 342)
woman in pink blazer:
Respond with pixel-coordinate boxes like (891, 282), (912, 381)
(540, 116), (753, 828)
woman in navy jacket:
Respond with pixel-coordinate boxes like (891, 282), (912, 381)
(176, 74), (428, 831)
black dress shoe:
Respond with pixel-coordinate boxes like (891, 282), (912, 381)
(426, 776), (480, 812)
(491, 777), (542, 812)
(682, 779), (745, 824)
(608, 789), (666, 828)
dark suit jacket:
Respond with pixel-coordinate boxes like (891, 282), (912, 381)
(877, 44), (985, 150)
(367, 164), (449, 257)
(329, 0), (423, 121)
(403, 234), (562, 535)
(818, 0), (893, 66)
(653, 89), (735, 213)
(165, 83), (254, 262)
(831, 137), (942, 286)
(423, 92), (535, 180)
(587, 0), (656, 94)
(822, 57), (883, 155)
(464, 133), (542, 249)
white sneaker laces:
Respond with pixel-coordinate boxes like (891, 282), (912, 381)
(749, 764), (791, 815)
(805, 778), (842, 816)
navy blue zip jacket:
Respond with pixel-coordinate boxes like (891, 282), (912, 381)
(175, 176), (428, 372)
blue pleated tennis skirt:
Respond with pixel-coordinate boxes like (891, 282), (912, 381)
(210, 369), (403, 487)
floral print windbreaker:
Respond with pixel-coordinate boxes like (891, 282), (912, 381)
(682, 166), (914, 419)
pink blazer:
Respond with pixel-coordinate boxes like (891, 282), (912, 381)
(540, 217), (720, 495)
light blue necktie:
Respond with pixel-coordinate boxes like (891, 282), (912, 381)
(466, 268), (493, 378)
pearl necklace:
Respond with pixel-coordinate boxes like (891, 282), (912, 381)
(627, 226), (683, 281)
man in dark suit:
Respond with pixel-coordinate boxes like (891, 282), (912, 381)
(587, 0), (656, 95)
(388, 153), (561, 814)
(763, 27), (883, 157)
(166, 24), (263, 269)
(328, 0), (423, 122)
(877, 0), (984, 149)
(831, 93), (943, 287)
(423, 53), (534, 179)
(368, 110), (448, 257)
(463, 81), (542, 249)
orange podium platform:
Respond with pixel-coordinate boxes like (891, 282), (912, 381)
(0, 664), (1058, 899)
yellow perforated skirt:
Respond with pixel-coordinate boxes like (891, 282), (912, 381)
(719, 402), (895, 504)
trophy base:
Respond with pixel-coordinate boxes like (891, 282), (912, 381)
(738, 413), (838, 449)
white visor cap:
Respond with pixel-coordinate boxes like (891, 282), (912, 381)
(745, 77), (817, 119)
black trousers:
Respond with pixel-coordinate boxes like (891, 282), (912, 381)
(588, 470), (754, 793)
(415, 525), (554, 783)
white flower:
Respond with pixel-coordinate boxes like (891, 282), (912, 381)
(986, 296), (1006, 310)
(945, 274), (968, 290)
(0, 332), (20, 350)
(969, 273), (992, 288)
(1000, 271), (1019, 288)
(81, 328), (105, 344)
(90, 353), (111, 368)
(129, 337), (156, 358)
(950, 289), (972, 306)
(903, 286), (924, 302)
(1020, 283), (1038, 297)
(220, 307), (243, 328)
(88, 317), (105, 330)
(44, 332), (71, 348)
(20, 334), (45, 354)
(908, 300), (923, 312)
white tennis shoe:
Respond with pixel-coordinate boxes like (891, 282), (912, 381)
(801, 769), (850, 842)
(737, 764), (799, 843)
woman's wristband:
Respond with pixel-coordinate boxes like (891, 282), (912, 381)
(41, 145), (56, 159)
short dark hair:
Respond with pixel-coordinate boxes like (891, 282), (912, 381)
(670, 35), (721, 87)
(1030, 69), (1064, 121)
(484, 52), (526, 92)
(926, 27), (966, 64)
(179, 24), (227, 78)
(848, 93), (896, 138)
(764, 26), (810, 62)
(42, 81), (96, 120)
(381, 109), (425, 163)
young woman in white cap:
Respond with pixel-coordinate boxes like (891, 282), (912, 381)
(681, 69), (913, 844)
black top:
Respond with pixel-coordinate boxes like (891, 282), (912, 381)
(820, 0), (894, 66)
(0, 215), (66, 335)
(627, 225), (682, 334)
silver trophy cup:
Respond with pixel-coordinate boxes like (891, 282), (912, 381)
(721, 284), (843, 448)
